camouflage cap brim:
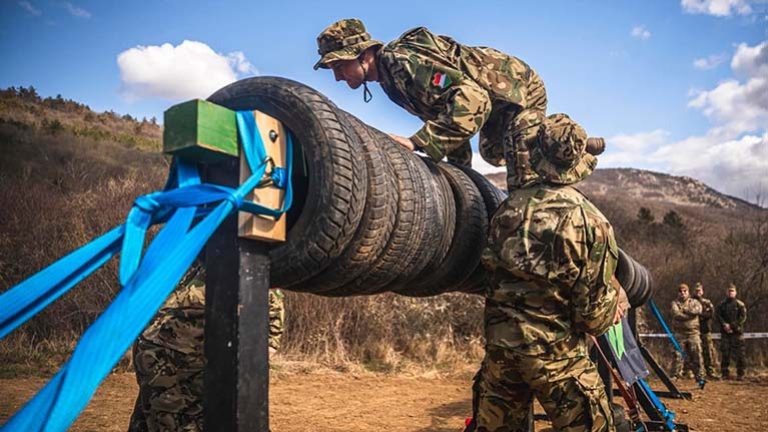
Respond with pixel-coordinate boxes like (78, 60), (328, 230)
(313, 40), (382, 70)
(531, 148), (597, 185)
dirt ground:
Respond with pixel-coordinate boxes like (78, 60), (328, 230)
(2, 367), (767, 432)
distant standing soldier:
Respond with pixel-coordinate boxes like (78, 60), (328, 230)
(717, 283), (747, 380)
(670, 283), (705, 385)
(692, 282), (719, 379)
(128, 263), (286, 432)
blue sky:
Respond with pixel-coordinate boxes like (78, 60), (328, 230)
(1, 0), (766, 201)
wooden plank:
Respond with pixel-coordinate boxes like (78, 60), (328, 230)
(163, 99), (238, 162)
(238, 110), (287, 242)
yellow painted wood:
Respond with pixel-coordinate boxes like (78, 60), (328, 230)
(238, 111), (287, 242)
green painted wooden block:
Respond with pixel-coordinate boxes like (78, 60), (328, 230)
(163, 99), (238, 162)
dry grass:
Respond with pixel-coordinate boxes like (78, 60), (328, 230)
(0, 87), (766, 378)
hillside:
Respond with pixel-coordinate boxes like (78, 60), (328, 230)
(0, 87), (765, 372)
(485, 169), (758, 211)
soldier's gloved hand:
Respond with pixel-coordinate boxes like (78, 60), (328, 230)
(388, 133), (415, 151)
(723, 323), (732, 334)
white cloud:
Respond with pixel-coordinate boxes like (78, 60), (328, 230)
(731, 41), (768, 78)
(631, 25), (651, 41)
(656, 132), (767, 197)
(681, 0), (754, 16)
(62, 2), (90, 18)
(693, 53), (727, 70)
(18, 1), (41, 16)
(688, 78), (768, 135)
(117, 40), (258, 102)
(688, 41), (768, 136)
(600, 130), (670, 166)
(471, 153), (505, 175)
(602, 40), (768, 202)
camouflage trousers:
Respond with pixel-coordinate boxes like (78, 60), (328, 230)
(700, 333), (718, 376)
(671, 334), (703, 380)
(720, 334), (746, 378)
(477, 71), (548, 190)
(129, 276), (206, 432)
(475, 344), (615, 432)
(129, 266), (285, 432)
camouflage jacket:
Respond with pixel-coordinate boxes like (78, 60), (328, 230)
(377, 27), (540, 162)
(140, 263), (286, 352)
(694, 296), (715, 334)
(717, 298), (747, 335)
(481, 185), (619, 355)
(670, 297), (702, 337)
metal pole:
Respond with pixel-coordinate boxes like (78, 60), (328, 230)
(204, 157), (271, 432)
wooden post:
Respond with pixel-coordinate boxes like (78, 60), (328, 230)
(203, 157), (271, 432)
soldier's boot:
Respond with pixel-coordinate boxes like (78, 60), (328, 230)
(706, 367), (720, 380)
(721, 369), (730, 380)
(696, 376), (707, 389)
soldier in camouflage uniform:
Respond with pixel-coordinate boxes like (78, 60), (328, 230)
(313, 18), (547, 183)
(717, 283), (747, 380)
(128, 263), (285, 432)
(692, 282), (719, 379)
(477, 114), (624, 432)
(315, 19), (618, 431)
(669, 284), (705, 384)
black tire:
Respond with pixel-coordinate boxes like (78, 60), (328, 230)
(293, 112), (397, 292)
(325, 128), (422, 296)
(406, 157), (456, 284)
(456, 164), (507, 217)
(635, 264), (653, 306)
(628, 256), (648, 308)
(616, 249), (637, 303)
(385, 155), (444, 290)
(455, 165), (507, 294)
(397, 163), (488, 296)
(207, 77), (368, 288)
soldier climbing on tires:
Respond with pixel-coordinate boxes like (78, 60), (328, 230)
(315, 18), (628, 432)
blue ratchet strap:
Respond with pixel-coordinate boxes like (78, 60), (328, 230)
(1, 110), (293, 432)
(638, 378), (677, 431)
(648, 299), (684, 355)
(0, 225), (124, 340)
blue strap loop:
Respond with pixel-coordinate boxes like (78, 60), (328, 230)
(0, 110), (294, 431)
(271, 166), (288, 188)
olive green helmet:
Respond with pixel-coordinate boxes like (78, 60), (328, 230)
(313, 18), (383, 70)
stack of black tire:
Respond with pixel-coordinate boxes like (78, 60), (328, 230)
(209, 76), (504, 297)
(615, 250), (654, 307)
(209, 76), (654, 303)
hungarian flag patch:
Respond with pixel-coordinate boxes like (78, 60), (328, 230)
(431, 71), (452, 89)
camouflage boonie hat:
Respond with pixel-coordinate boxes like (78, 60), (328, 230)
(530, 113), (597, 185)
(313, 18), (383, 70)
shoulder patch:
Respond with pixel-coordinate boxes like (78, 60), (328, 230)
(431, 71), (452, 89)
